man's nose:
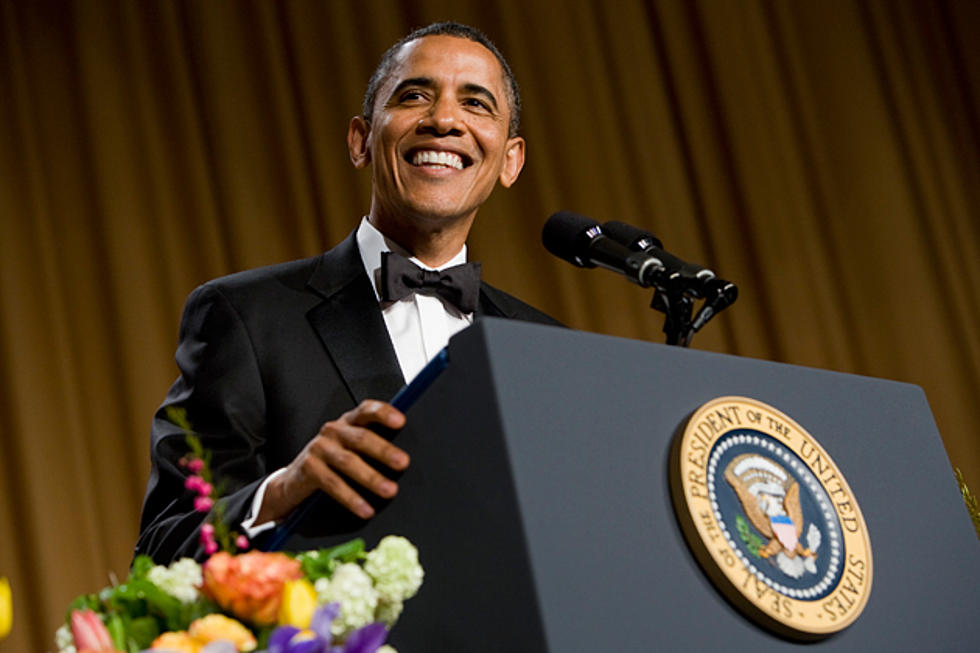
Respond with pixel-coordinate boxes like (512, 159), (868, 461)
(418, 97), (462, 135)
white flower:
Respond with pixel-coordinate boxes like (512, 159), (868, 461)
(147, 557), (203, 604)
(315, 563), (379, 639)
(363, 536), (424, 603)
(377, 646), (398, 653)
(55, 624), (75, 653)
(375, 598), (403, 627)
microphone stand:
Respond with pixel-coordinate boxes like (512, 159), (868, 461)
(651, 285), (695, 347)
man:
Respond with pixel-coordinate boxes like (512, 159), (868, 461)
(136, 22), (558, 562)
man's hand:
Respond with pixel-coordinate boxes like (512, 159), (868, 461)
(257, 400), (409, 522)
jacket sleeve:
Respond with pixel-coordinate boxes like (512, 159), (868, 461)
(135, 282), (272, 563)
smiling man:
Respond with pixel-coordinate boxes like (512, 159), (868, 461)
(349, 32), (526, 267)
(136, 22), (558, 562)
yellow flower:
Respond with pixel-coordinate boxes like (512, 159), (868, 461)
(0, 577), (11, 641)
(278, 579), (317, 628)
(188, 614), (257, 651)
(150, 631), (200, 652)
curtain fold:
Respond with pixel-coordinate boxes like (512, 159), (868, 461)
(1, 1), (977, 649)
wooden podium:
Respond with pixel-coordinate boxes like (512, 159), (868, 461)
(274, 318), (980, 651)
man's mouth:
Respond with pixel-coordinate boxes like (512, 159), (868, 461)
(408, 149), (468, 170)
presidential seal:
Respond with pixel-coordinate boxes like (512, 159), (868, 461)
(669, 396), (872, 639)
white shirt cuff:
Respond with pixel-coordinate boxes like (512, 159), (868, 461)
(241, 467), (288, 538)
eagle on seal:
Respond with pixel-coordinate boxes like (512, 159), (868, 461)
(725, 453), (816, 560)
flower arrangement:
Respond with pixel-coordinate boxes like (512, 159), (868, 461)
(57, 536), (422, 653)
(57, 409), (423, 653)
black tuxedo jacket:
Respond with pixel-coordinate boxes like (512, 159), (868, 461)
(136, 231), (559, 563)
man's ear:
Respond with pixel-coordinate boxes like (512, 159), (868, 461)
(347, 116), (372, 168)
(498, 136), (526, 188)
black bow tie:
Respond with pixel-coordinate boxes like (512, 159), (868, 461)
(379, 251), (482, 313)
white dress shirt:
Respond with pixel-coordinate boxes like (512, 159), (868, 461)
(355, 216), (474, 381)
(241, 217), (474, 536)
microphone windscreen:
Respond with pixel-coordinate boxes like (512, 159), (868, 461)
(542, 211), (601, 266)
(602, 220), (664, 250)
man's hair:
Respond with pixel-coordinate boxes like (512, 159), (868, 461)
(362, 22), (522, 138)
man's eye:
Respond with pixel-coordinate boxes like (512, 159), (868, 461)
(463, 98), (491, 111)
(400, 90), (426, 102)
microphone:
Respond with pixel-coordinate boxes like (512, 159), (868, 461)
(542, 211), (666, 287)
(690, 278), (738, 332)
(601, 219), (738, 330)
(602, 221), (715, 297)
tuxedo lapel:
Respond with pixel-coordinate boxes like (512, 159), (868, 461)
(305, 232), (405, 404)
(476, 282), (564, 326)
(476, 283), (520, 319)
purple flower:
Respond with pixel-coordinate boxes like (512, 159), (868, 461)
(263, 604), (388, 653)
(333, 623), (387, 653)
(309, 603), (340, 641)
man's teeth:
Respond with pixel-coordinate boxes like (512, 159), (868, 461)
(412, 150), (464, 170)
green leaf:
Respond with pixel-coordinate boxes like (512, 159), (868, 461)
(106, 613), (127, 650)
(297, 539), (366, 581)
(125, 615), (160, 649)
(129, 555), (155, 581)
(736, 514), (764, 557)
(104, 579), (185, 631)
(66, 593), (102, 621)
(254, 624), (276, 650)
(179, 596), (221, 625)
(165, 405), (192, 432)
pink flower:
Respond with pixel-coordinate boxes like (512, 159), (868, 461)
(200, 522), (219, 553)
(198, 482), (213, 497)
(235, 535), (250, 551)
(187, 458), (204, 474)
(185, 475), (205, 493)
(71, 609), (114, 651)
(194, 496), (214, 512)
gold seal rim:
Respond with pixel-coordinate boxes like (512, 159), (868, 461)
(669, 396), (873, 640)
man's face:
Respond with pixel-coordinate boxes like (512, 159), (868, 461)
(349, 35), (525, 230)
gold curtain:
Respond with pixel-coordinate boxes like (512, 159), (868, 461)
(1, 0), (977, 649)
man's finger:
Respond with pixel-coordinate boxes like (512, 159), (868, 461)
(343, 399), (406, 430)
(321, 417), (410, 471)
(310, 433), (401, 499)
(301, 450), (377, 519)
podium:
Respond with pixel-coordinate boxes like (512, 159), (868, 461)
(277, 318), (980, 650)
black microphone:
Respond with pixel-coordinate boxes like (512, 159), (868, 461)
(542, 211), (665, 287)
(602, 221), (716, 297)
(599, 219), (739, 334)
(690, 278), (739, 332)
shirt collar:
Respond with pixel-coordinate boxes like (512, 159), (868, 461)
(356, 216), (468, 301)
